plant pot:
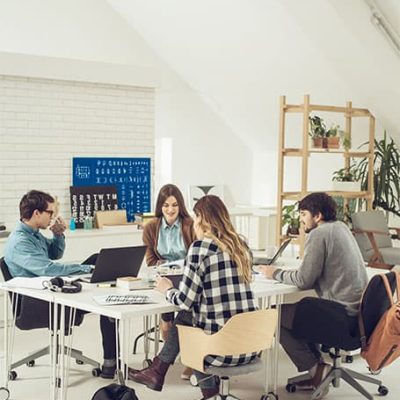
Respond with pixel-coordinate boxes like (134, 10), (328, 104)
(286, 226), (300, 236)
(311, 138), (323, 148)
(326, 137), (340, 149)
(332, 181), (361, 192)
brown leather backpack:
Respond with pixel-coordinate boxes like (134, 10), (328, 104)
(359, 271), (400, 372)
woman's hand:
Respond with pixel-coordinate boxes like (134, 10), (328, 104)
(155, 276), (174, 294)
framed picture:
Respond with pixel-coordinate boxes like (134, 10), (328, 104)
(188, 185), (224, 209)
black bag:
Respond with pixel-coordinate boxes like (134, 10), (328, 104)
(91, 383), (138, 400)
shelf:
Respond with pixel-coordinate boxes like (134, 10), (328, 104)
(281, 191), (371, 200)
(283, 104), (370, 117)
(283, 148), (371, 157)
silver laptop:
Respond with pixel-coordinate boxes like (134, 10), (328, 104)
(80, 246), (147, 283)
(252, 239), (291, 266)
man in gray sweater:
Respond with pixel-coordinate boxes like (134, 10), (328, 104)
(260, 192), (368, 396)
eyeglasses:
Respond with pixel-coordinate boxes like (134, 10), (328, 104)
(42, 209), (55, 217)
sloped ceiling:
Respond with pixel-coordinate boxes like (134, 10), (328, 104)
(107, 0), (400, 150)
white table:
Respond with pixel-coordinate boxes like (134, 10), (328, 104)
(1, 279), (300, 400)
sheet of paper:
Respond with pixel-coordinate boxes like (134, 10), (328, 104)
(1, 276), (51, 290)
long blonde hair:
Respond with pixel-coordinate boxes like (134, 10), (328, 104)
(193, 195), (252, 283)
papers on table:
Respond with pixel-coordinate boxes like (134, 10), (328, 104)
(93, 294), (152, 306)
(253, 274), (279, 284)
(1, 276), (51, 290)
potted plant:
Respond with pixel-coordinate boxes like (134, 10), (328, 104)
(282, 203), (300, 236)
(332, 164), (360, 192)
(309, 116), (326, 148)
(356, 132), (400, 217)
(325, 124), (343, 149)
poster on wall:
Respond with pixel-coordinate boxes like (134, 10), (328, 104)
(72, 157), (151, 222)
(69, 185), (118, 229)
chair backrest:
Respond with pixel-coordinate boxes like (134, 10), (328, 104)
(0, 257), (13, 281)
(360, 271), (397, 340)
(178, 309), (278, 373)
(352, 211), (392, 257)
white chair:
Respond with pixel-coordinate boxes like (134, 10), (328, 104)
(177, 309), (278, 400)
(352, 210), (400, 269)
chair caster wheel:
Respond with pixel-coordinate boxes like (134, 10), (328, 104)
(286, 383), (296, 393)
(76, 359), (84, 365)
(26, 360), (35, 367)
(56, 378), (61, 388)
(8, 371), (17, 381)
(369, 367), (381, 375)
(92, 368), (101, 377)
(0, 387), (10, 400)
(344, 355), (353, 363)
(189, 374), (198, 387)
(261, 392), (278, 400)
(378, 385), (389, 396)
(142, 359), (152, 368)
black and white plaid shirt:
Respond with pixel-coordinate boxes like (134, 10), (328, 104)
(166, 238), (258, 367)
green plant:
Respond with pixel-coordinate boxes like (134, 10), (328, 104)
(282, 203), (300, 235)
(309, 116), (326, 138)
(332, 164), (359, 182)
(326, 124), (344, 138)
(356, 131), (400, 217)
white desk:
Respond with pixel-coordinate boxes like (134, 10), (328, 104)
(1, 280), (300, 400)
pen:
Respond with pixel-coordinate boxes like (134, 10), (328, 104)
(97, 283), (116, 288)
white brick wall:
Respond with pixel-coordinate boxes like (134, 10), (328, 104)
(0, 75), (155, 227)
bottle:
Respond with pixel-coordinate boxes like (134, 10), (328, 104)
(69, 218), (76, 231)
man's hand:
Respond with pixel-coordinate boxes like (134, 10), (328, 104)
(258, 265), (277, 279)
(155, 276), (174, 295)
(50, 217), (67, 236)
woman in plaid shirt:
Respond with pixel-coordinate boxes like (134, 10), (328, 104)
(129, 195), (257, 399)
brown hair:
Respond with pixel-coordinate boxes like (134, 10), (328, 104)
(193, 195), (252, 283)
(298, 192), (337, 221)
(154, 184), (190, 219)
(19, 190), (55, 220)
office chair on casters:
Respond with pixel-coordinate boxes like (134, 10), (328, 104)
(352, 210), (400, 270)
(0, 257), (100, 383)
(178, 309), (278, 400)
(285, 295), (389, 400)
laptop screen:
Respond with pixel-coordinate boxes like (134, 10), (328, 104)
(90, 245), (147, 283)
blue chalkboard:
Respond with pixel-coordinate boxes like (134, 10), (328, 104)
(72, 157), (151, 221)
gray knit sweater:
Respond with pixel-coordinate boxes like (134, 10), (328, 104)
(274, 221), (368, 316)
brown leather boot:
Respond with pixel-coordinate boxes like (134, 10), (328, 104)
(200, 386), (219, 399)
(128, 356), (170, 392)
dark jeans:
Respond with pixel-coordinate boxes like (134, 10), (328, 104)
(158, 310), (218, 390)
(82, 254), (117, 360)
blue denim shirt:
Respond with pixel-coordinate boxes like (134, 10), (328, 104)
(4, 221), (92, 277)
(156, 218), (187, 262)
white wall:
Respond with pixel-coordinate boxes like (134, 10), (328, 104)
(0, 74), (154, 227)
(0, 0), (253, 221)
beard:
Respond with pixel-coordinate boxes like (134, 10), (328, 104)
(304, 222), (318, 234)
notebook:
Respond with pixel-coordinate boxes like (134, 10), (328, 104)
(252, 238), (292, 266)
(161, 274), (183, 289)
(80, 245), (147, 283)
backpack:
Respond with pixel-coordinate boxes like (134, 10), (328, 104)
(359, 271), (400, 372)
(91, 370), (139, 400)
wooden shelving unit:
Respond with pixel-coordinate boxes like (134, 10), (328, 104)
(276, 94), (375, 255)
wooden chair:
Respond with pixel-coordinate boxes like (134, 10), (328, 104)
(352, 210), (400, 270)
(177, 309), (278, 400)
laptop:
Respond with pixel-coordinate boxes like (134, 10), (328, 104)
(80, 246), (147, 283)
(252, 238), (292, 266)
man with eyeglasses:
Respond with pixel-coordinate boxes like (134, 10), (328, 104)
(4, 190), (117, 379)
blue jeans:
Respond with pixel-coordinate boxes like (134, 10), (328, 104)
(158, 310), (218, 390)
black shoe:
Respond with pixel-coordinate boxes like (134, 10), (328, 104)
(100, 364), (116, 379)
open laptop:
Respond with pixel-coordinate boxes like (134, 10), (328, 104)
(80, 246), (147, 283)
(252, 238), (292, 266)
